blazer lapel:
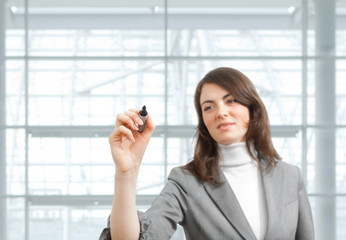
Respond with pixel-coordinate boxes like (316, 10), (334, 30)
(203, 171), (257, 240)
(261, 159), (285, 239)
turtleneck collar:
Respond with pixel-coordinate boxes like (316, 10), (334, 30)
(218, 142), (257, 167)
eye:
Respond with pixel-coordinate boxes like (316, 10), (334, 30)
(227, 99), (237, 104)
(203, 105), (213, 112)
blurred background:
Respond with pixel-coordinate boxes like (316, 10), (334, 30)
(0, 0), (345, 239)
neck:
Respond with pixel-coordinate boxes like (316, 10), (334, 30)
(218, 142), (256, 167)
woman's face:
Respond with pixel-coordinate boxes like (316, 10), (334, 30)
(200, 83), (250, 145)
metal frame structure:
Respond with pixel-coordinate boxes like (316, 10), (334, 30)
(1, 1), (7, 240)
(1, 0), (346, 239)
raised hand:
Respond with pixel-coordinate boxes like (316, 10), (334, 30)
(108, 108), (155, 173)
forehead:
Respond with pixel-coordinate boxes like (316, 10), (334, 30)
(200, 83), (230, 101)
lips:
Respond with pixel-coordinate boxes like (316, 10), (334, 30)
(217, 122), (235, 130)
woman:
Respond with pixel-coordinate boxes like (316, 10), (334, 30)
(99, 67), (314, 240)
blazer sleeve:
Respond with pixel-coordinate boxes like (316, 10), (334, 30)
(295, 166), (315, 240)
(137, 167), (188, 239)
(98, 167), (188, 240)
(98, 215), (111, 240)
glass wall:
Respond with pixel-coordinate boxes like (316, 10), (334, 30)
(1, 0), (346, 239)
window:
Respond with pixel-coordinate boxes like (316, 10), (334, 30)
(1, 0), (346, 239)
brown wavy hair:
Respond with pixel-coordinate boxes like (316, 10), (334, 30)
(183, 67), (281, 185)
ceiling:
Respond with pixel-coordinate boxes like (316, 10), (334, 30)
(8, 0), (303, 8)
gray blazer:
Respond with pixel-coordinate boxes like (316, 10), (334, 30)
(99, 159), (314, 240)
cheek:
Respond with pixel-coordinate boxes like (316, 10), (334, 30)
(240, 109), (250, 128)
(202, 113), (213, 129)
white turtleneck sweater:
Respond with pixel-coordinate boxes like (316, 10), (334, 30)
(218, 142), (268, 240)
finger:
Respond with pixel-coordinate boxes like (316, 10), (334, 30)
(124, 110), (144, 126)
(115, 113), (139, 131)
(127, 108), (138, 113)
(118, 125), (135, 143)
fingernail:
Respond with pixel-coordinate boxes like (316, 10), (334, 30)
(133, 123), (139, 130)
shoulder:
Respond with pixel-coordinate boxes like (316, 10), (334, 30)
(168, 166), (195, 183)
(275, 160), (301, 175)
(168, 166), (190, 179)
(260, 152), (300, 175)
(167, 166), (203, 191)
(272, 160), (304, 187)
(275, 160), (300, 172)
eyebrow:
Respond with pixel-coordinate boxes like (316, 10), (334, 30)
(201, 93), (232, 106)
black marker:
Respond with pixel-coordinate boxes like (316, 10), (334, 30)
(138, 105), (148, 133)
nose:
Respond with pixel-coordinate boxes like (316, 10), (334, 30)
(216, 104), (228, 119)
